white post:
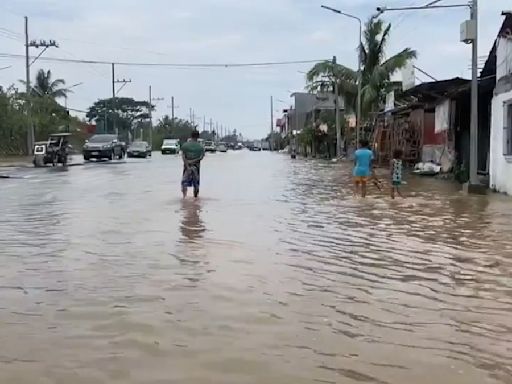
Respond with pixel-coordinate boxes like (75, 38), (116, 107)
(469, 0), (479, 185)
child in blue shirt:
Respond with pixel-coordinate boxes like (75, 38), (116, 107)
(353, 139), (374, 198)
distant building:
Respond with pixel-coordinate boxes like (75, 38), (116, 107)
(282, 92), (345, 134)
(488, 11), (512, 194)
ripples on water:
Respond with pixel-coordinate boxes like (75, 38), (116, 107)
(0, 153), (511, 384)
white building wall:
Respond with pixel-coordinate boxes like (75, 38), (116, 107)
(490, 36), (512, 195)
(496, 36), (512, 80)
(490, 89), (512, 195)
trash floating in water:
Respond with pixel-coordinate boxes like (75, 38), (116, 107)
(413, 161), (441, 176)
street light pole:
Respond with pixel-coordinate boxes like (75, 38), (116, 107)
(356, 22), (362, 146)
(63, 82), (83, 132)
(321, 5), (363, 149)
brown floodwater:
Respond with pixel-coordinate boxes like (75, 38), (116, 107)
(1, 151), (511, 384)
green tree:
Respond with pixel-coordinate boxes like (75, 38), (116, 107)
(31, 96), (70, 140)
(307, 18), (416, 120)
(86, 97), (151, 141)
(20, 69), (69, 99)
(0, 86), (27, 154)
(0, 83), (81, 155)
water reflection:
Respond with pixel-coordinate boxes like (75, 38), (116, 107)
(179, 199), (206, 241)
(0, 153), (512, 384)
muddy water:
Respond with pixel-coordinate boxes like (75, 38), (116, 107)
(1, 151), (511, 384)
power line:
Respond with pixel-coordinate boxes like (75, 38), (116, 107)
(0, 27), (22, 38)
(0, 53), (326, 68)
(0, 31), (21, 42)
(413, 65), (438, 81)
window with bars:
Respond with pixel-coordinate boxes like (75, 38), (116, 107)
(505, 103), (512, 156)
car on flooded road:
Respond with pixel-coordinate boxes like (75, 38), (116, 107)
(204, 141), (217, 153)
(83, 134), (125, 161)
(161, 139), (180, 155)
(216, 142), (227, 152)
(127, 141), (152, 158)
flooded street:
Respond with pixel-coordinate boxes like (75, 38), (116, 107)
(1, 151), (512, 384)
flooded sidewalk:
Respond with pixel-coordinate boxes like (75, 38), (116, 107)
(0, 156), (32, 168)
(0, 151), (511, 384)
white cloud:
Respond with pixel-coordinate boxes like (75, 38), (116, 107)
(307, 31), (334, 44)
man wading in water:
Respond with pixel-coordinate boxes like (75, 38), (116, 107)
(181, 130), (205, 198)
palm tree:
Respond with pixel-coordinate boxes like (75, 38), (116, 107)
(307, 17), (417, 121)
(29, 69), (69, 99)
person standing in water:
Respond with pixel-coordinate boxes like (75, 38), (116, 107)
(181, 130), (205, 198)
(390, 148), (404, 199)
(353, 139), (374, 198)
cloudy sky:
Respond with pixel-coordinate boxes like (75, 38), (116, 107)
(0, 0), (509, 138)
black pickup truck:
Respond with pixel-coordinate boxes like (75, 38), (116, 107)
(83, 134), (126, 161)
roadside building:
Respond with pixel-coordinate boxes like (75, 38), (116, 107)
(487, 11), (512, 195)
(288, 92), (345, 133)
(373, 75), (495, 179)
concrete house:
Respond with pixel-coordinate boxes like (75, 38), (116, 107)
(287, 92), (344, 133)
(488, 12), (512, 194)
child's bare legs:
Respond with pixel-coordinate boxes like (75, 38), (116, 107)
(353, 180), (360, 197)
(390, 185), (404, 199)
(361, 180), (368, 198)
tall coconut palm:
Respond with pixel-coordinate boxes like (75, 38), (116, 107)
(307, 17), (417, 120)
(30, 69), (68, 99)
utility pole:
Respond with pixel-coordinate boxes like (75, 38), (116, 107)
(333, 56), (342, 158)
(114, 78), (132, 96)
(167, 97), (178, 121)
(113, 76), (131, 136)
(189, 108), (193, 124)
(24, 17), (31, 154)
(203, 116), (206, 131)
(469, 0), (479, 186)
(112, 63), (116, 135)
(24, 16), (58, 154)
(270, 96), (274, 151)
(149, 86), (152, 147)
(148, 88), (164, 146)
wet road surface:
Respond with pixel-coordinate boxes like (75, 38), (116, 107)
(1, 151), (512, 384)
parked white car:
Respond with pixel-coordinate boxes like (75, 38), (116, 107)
(204, 141), (217, 153)
(161, 139), (180, 155)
